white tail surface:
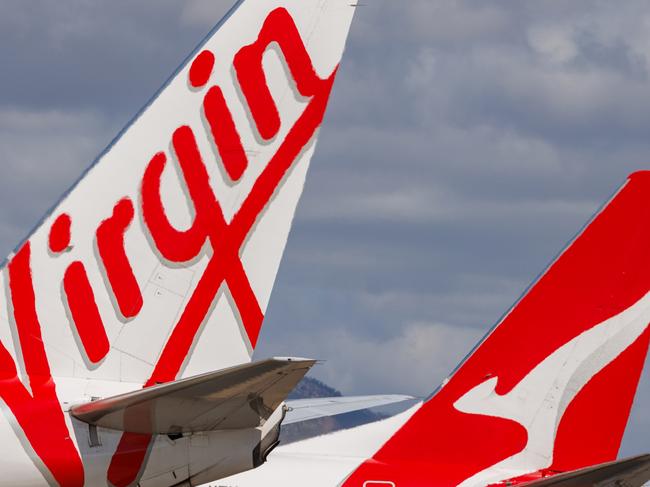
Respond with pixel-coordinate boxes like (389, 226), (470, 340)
(0, 0), (356, 389)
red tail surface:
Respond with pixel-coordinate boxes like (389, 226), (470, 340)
(345, 172), (650, 486)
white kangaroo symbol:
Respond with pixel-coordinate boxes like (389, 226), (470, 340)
(455, 292), (650, 487)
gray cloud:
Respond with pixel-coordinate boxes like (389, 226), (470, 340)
(0, 108), (113, 249)
(0, 0), (647, 457)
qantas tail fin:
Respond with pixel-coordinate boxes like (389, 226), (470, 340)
(0, 0), (356, 388)
(345, 172), (650, 486)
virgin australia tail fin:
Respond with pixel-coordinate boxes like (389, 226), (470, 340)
(0, 0), (356, 390)
(345, 172), (650, 486)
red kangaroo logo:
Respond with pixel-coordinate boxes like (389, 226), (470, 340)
(0, 8), (340, 487)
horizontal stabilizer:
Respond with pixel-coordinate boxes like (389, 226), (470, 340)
(284, 395), (415, 424)
(71, 358), (315, 435)
(517, 454), (650, 487)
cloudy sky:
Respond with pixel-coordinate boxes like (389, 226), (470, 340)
(0, 0), (648, 456)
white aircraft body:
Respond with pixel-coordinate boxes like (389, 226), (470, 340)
(0, 1), (376, 486)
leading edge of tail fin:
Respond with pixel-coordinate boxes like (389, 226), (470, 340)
(345, 171), (650, 486)
(0, 1), (356, 386)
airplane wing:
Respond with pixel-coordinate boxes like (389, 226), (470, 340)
(518, 454), (650, 487)
(284, 395), (415, 424)
(71, 358), (315, 435)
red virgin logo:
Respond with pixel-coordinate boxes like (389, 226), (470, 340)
(0, 8), (340, 487)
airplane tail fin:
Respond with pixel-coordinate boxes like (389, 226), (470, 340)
(345, 172), (650, 486)
(0, 0), (356, 389)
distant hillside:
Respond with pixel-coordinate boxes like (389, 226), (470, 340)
(280, 376), (386, 443)
(287, 375), (342, 400)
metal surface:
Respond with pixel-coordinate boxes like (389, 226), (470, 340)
(520, 454), (650, 487)
(284, 394), (415, 424)
(71, 358), (315, 434)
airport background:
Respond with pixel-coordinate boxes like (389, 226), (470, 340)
(0, 0), (648, 456)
